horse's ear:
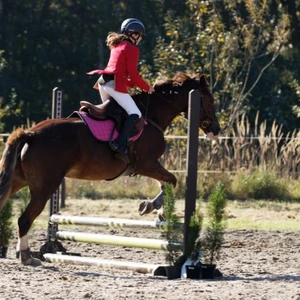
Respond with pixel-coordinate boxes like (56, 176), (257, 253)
(199, 74), (209, 87)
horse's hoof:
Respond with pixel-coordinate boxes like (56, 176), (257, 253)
(138, 200), (154, 215)
(22, 257), (42, 267)
(20, 248), (42, 267)
(157, 208), (165, 221)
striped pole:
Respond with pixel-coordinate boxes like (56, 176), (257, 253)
(51, 214), (183, 230)
(55, 231), (183, 251)
(43, 253), (167, 275)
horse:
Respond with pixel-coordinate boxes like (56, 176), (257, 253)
(0, 72), (220, 266)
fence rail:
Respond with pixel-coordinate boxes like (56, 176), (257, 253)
(1, 134), (299, 177)
(2, 132), (300, 140)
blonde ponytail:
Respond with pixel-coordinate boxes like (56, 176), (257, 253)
(106, 32), (127, 49)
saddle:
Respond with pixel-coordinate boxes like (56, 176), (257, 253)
(79, 99), (144, 136)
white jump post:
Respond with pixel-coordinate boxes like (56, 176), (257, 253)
(47, 87), (63, 241)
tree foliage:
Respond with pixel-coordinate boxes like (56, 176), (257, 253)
(153, 0), (293, 133)
(0, 0), (299, 134)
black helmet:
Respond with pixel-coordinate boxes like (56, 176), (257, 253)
(121, 18), (146, 36)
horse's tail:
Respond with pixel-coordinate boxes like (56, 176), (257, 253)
(0, 128), (34, 212)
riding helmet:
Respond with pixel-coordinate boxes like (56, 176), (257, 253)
(120, 18), (146, 36)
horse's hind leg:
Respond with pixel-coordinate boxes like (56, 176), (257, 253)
(17, 187), (57, 266)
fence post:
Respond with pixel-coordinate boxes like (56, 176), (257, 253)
(47, 88), (63, 241)
(183, 89), (200, 258)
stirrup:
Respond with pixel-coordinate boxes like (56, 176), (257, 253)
(110, 141), (120, 152)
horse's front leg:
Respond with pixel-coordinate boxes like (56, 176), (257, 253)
(137, 161), (177, 218)
(138, 182), (165, 216)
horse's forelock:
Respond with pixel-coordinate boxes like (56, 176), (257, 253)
(154, 72), (194, 93)
(172, 72), (192, 84)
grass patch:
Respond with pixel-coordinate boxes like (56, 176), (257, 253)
(62, 170), (300, 203)
(230, 169), (291, 200)
(226, 200), (300, 230)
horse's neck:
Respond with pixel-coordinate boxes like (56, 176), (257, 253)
(145, 105), (178, 132)
(136, 93), (180, 132)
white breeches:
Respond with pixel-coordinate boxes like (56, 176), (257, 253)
(98, 81), (141, 117)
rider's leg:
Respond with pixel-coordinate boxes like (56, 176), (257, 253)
(98, 79), (112, 103)
(110, 113), (139, 151)
(100, 85), (142, 163)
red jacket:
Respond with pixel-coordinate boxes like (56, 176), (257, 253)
(87, 40), (150, 93)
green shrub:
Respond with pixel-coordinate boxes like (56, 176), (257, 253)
(18, 187), (30, 214)
(0, 199), (14, 247)
(163, 183), (183, 266)
(202, 183), (227, 264)
(186, 198), (204, 262)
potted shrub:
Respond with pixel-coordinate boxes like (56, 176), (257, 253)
(200, 183), (227, 278)
(163, 183), (184, 279)
(186, 183), (227, 279)
(184, 199), (204, 279)
(0, 199), (14, 258)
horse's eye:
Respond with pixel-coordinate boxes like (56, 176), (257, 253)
(202, 120), (210, 128)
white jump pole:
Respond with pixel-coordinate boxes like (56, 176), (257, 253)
(51, 214), (183, 230)
(55, 231), (182, 251)
(43, 253), (166, 275)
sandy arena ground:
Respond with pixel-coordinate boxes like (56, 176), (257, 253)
(0, 227), (299, 300)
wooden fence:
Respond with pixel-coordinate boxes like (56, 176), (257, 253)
(162, 135), (300, 178)
(1, 133), (300, 177)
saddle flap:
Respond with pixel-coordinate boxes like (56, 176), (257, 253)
(70, 111), (144, 143)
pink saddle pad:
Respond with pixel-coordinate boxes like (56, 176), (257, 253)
(74, 111), (143, 142)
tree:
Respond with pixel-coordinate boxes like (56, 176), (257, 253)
(0, 0), (172, 131)
(0, 50), (7, 132)
(152, 0), (291, 133)
(0, 0), (299, 134)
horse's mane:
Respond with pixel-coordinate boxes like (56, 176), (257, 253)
(152, 72), (198, 94)
(132, 72), (208, 97)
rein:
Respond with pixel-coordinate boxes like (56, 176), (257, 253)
(138, 96), (165, 134)
(145, 118), (164, 134)
(153, 91), (184, 116)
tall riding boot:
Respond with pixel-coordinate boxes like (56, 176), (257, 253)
(110, 114), (139, 163)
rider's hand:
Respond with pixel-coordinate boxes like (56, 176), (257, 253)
(148, 86), (154, 94)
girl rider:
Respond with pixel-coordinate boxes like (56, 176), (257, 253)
(87, 18), (154, 163)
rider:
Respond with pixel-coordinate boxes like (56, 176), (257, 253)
(87, 18), (154, 163)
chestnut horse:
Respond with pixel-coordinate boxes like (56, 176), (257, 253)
(0, 72), (220, 266)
